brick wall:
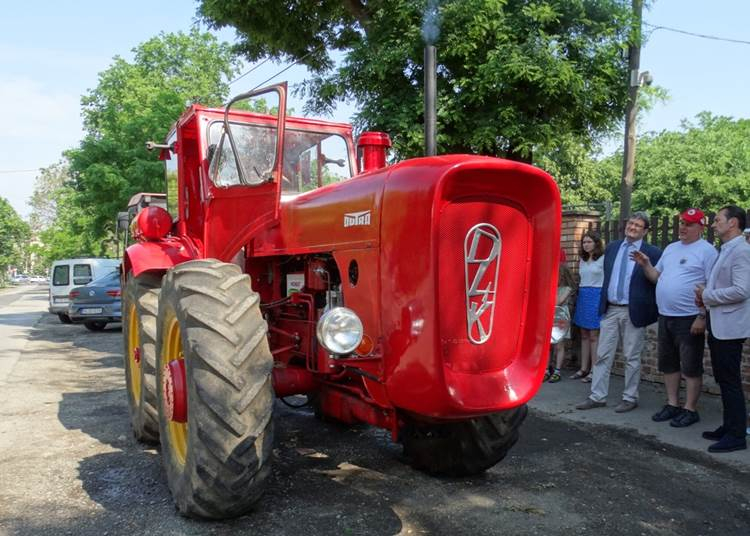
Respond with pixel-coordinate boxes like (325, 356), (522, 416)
(561, 210), (750, 399)
(561, 210), (600, 274)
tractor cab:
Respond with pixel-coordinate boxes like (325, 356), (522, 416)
(158, 83), (367, 260)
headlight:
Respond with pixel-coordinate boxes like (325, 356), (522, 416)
(316, 307), (363, 356)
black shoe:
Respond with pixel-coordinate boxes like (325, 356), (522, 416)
(702, 426), (726, 441)
(708, 435), (747, 453)
(670, 410), (700, 428)
(652, 404), (683, 422)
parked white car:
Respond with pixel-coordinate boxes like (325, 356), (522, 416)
(49, 258), (121, 323)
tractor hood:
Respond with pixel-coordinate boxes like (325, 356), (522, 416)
(251, 169), (384, 256)
(253, 154), (560, 418)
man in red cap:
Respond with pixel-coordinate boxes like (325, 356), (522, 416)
(632, 208), (717, 427)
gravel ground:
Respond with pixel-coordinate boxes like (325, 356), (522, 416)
(1, 288), (749, 535)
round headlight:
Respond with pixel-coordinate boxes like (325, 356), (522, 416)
(316, 307), (364, 356)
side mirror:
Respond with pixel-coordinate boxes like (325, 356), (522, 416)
(322, 154), (346, 168)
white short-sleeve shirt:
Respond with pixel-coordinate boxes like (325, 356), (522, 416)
(655, 239), (718, 316)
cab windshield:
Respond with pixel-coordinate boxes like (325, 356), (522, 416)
(208, 122), (351, 193)
(208, 122), (277, 187)
(280, 129), (352, 193)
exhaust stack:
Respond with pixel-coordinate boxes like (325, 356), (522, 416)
(422, 0), (439, 157)
(424, 45), (437, 157)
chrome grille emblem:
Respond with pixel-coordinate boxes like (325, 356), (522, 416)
(464, 223), (501, 344)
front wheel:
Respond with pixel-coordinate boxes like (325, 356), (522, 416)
(401, 405), (527, 477)
(156, 259), (274, 519)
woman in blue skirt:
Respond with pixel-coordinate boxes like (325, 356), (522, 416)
(570, 231), (604, 382)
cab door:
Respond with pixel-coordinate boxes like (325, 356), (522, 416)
(201, 83), (288, 260)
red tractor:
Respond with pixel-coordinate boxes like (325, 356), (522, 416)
(122, 83), (560, 518)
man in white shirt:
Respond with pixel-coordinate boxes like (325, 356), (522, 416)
(632, 208), (717, 427)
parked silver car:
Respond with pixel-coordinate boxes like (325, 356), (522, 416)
(67, 270), (122, 331)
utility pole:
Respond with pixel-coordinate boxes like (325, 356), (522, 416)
(618, 0), (644, 228)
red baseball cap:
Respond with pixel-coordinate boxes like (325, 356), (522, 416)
(680, 208), (705, 225)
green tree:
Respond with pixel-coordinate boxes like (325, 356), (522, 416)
(0, 198), (30, 283)
(28, 161), (69, 235)
(535, 136), (619, 207)
(199, 0), (633, 161)
(31, 185), (102, 267)
(595, 113), (750, 218)
(65, 29), (241, 245)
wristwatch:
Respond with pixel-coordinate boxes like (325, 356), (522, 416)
(697, 312), (706, 319)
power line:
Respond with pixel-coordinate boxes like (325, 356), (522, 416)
(644, 21), (750, 46)
(250, 45), (325, 91)
(228, 57), (272, 86)
(0, 168), (40, 174)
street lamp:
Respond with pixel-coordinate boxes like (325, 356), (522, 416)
(633, 70), (653, 88)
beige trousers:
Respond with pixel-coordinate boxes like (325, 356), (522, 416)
(589, 306), (646, 403)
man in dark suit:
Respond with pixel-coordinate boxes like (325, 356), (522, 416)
(577, 212), (662, 412)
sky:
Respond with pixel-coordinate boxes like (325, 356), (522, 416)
(1, 0), (748, 219)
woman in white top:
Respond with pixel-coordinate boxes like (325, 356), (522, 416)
(571, 231), (605, 382)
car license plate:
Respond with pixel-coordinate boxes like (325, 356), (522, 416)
(54, 297), (69, 304)
(81, 308), (103, 315)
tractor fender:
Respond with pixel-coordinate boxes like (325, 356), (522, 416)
(124, 238), (196, 278)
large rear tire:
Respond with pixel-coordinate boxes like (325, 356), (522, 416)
(122, 273), (161, 443)
(401, 405), (527, 477)
(156, 259), (274, 519)
(57, 313), (72, 324)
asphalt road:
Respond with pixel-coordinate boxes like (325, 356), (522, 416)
(1, 286), (749, 535)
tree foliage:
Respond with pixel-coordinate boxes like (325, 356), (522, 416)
(25, 161), (94, 271)
(0, 197), (30, 281)
(199, 0), (633, 161)
(535, 136), (619, 207)
(594, 113), (750, 217)
(28, 161), (69, 235)
(64, 30), (240, 245)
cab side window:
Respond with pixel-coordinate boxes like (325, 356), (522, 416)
(165, 132), (178, 219)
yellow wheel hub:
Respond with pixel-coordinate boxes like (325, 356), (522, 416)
(127, 302), (141, 403)
(162, 311), (188, 466)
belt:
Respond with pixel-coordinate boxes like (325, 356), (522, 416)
(608, 302), (628, 307)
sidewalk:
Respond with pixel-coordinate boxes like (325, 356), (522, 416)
(528, 369), (750, 470)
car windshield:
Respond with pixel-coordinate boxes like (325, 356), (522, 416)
(89, 271), (120, 286)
